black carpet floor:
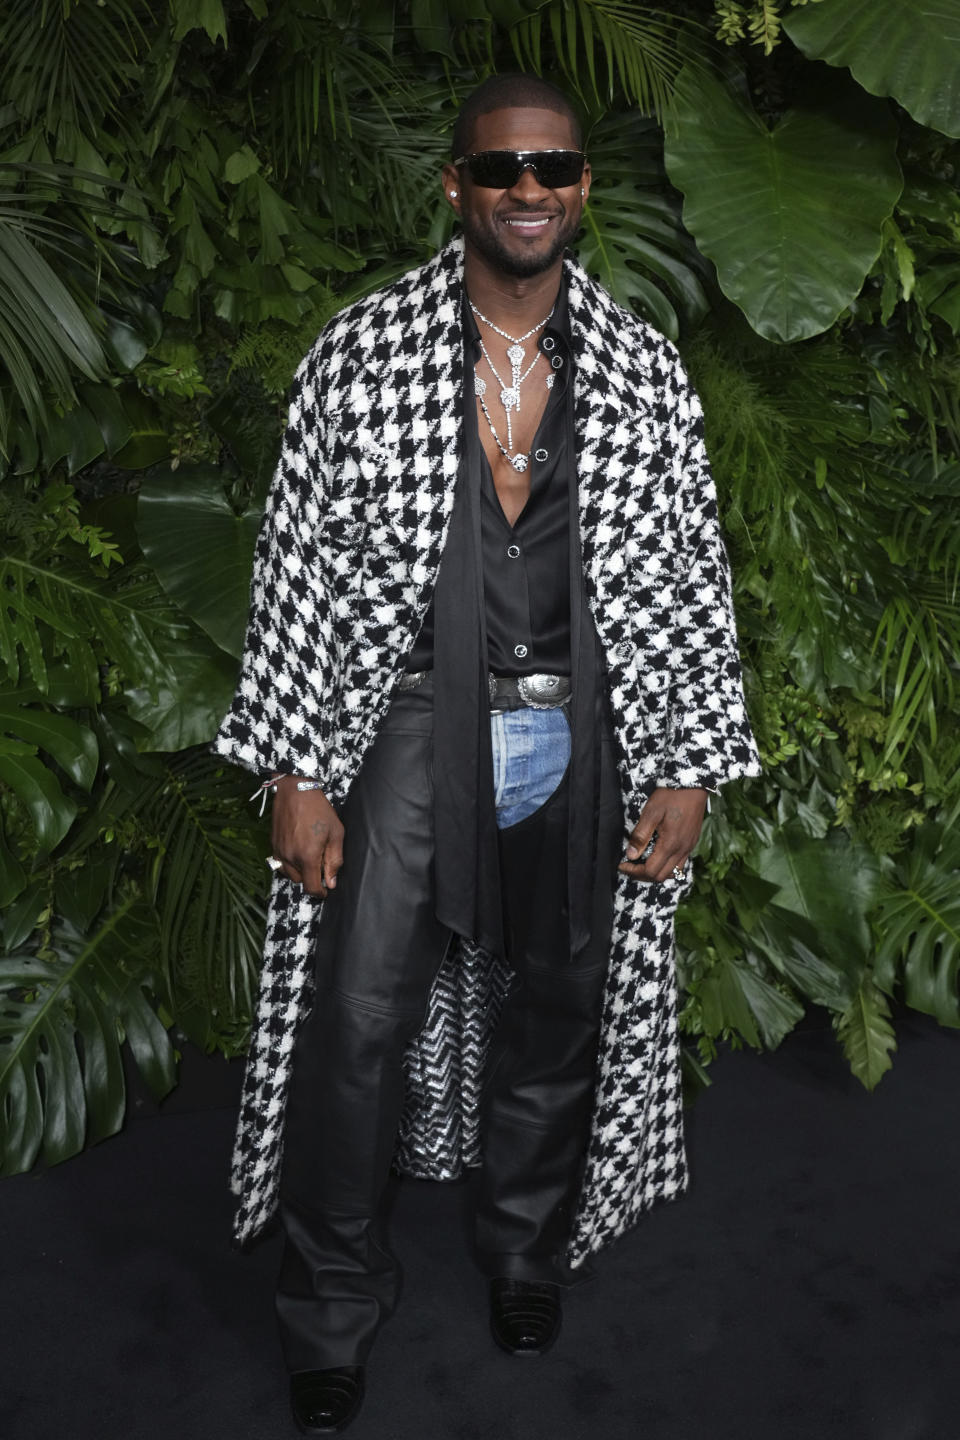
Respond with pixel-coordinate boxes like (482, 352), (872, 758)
(3, 1010), (958, 1440)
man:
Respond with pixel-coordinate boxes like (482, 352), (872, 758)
(215, 73), (759, 1435)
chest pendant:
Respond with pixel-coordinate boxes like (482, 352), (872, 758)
(470, 303), (557, 473)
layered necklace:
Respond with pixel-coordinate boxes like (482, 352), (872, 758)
(470, 301), (555, 473)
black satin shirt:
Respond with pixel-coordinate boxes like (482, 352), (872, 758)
(408, 287), (572, 675)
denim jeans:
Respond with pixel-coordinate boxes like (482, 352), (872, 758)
(490, 705), (571, 828)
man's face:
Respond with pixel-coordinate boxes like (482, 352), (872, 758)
(444, 106), (591, 279)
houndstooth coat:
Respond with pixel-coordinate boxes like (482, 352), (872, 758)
(213, 235), (760, 1266)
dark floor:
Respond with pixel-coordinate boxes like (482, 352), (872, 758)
(2, 1010), (957, 1440)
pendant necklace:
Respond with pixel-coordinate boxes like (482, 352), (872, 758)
(470, 301), (555, 473)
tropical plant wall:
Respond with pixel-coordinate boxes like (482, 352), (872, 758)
(1, 0), (958, 1175)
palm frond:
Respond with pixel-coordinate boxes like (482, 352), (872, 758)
(0, 162), (157, 454)
(873, 583), (960, 760)
(305, 86), (455, 245)
(575, 110), (709, 337)
(0, 0), (148, 140)
(248, 0), (421, 176)
(143, 750), (268, 1053)
(0, 216), (108, 432)
(509, 1), (702, 118)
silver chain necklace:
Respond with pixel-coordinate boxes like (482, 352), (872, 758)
(469, 301), (555, 473)
(469, 302), (553, 346)
(477, 338), (542, 451)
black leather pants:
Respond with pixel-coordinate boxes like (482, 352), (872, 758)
(276, 684), (623, 1372)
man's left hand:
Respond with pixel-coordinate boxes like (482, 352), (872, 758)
(619, 787), (707, 884)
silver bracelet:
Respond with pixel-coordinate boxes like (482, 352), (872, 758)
(296, 780), (323, 792)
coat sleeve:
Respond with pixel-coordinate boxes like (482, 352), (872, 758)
(656, 353), (761, 790)
(211, 350), (341, 783)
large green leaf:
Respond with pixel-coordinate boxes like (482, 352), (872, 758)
(735, 962), (805, 1049)
(784, 0), (960, 141)
(123, 630), (238, 751)
(0, 743), (77, 852)
(0, 687), (98, 789)
(873, 824), (960, 1027)
(750, 827), (884, 1009)
(664, 69), (902, 341)
(136, 465), (261, 659)
(0, 901), (175, 1175)
(833, 978), (897, 1091)
(0, 818), (27, 909)
(170, 0), (228, 47)
(753, 827), (883, 969)
(695, 952), (804, 1050)
(575, 111), (709, 339)
(110, 389), (171, 469)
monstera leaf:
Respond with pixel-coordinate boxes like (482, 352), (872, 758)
(0, 901), (175, 1175)
(664, 69), (902, 341)
(784, 0), (960, 140)
(873, 823), (960, 1027)
(136, 465), (262, 659)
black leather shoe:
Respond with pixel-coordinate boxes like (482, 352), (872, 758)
(290, 1368), (365, 1435)
(490, 1278), (562, 1356)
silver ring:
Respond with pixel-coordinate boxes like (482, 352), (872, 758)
(266, 856), (283, 873)
(672, 865), (685, 880)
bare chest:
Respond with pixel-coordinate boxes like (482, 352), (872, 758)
(475, 388), (551, 526)
(473, 328), (555, 525)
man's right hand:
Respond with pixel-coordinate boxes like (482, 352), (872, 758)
(270, 776), (345, 897)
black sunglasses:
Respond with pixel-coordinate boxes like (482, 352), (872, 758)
(453, 148), (586, 190)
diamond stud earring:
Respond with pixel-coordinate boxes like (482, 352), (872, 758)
(450, 190), (458, 198)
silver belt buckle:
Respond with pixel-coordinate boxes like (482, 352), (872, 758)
(518, 674), (564, 709)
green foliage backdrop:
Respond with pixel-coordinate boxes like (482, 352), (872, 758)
(1, 0), (958, 1173)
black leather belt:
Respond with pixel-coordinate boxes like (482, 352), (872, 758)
(398, 669), (571, 711)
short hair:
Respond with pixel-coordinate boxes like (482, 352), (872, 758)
(451, 74), (583, 159)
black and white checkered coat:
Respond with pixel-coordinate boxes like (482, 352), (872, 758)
(213, 236), (760, 1265)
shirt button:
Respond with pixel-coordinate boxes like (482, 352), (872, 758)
(542, 336), (555, 351)
(534, 448), (548, 462)
(507, 544), (520, 558)
(551, 355), (563, 369)
(514, 643), (528, 659)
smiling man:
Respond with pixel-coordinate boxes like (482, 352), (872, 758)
(215, 73), (759, 1435)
